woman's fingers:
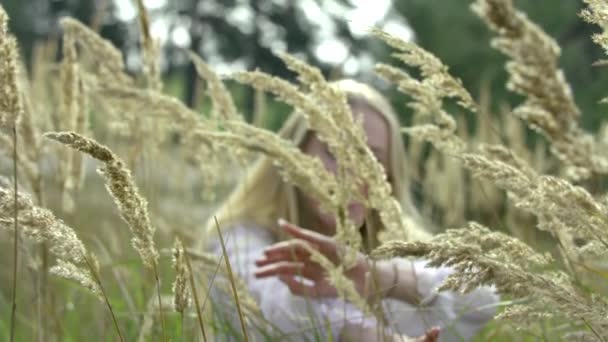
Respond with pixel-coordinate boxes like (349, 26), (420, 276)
(427, 327), (440, 341)
(254, 261), (318, 280)
(263, 239), (315, 259)
(255, 252), (303, 266)
(279, 275), (331, 298)
(278, 219), (334, 249)
(255, 256), (277, 267)
(415, 327), (440, 342)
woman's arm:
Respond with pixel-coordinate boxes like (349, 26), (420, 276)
(370, 259), (420, 304)
(208, 222), (378, 341)
(379, 259), (499, 340)
(255, 220), (499, 340)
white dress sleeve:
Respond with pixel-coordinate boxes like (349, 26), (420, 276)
(382, 259), (499, 342)
(207, 223), (378, 341)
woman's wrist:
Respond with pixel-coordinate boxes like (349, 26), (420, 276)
(372, 259), (421, 304)
(373, 260), (398, 297)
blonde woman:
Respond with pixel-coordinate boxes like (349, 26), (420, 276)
(205, 79), (498, 341)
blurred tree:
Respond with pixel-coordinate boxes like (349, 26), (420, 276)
(7, 0), (604, 131)
(164, 0), (414, 107)
(2, 0), (414, 110)
(0, 0), (128, 72)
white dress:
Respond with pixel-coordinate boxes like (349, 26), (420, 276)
(208, 223), (499, 341)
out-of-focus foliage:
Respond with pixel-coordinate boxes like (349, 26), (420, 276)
(0, 0), (413, 109)
(395, 0), (608, 130)
(5, 0), (606, 131)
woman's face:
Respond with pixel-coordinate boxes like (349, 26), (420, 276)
(298, 101), (391, 235)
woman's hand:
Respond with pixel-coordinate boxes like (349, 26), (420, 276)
(254, 219), (371, 298)
(416, 327), (440, 342)
(255, 220), (438, 342)
(339, 323), (440, 342)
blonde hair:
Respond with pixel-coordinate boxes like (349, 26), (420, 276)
(205, 79), (430, 247)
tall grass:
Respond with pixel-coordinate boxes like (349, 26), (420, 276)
(1, 0), (608, 341)
(0, 6), (22, 342)
(9, 122), (18, 342)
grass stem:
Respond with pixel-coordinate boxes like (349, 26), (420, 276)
(9, 124), (18, 342)
(184, 248), (208, 341)
(151, 262), (167, 342)
(214, 217), (249, 342)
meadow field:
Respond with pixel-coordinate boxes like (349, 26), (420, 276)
(2, 0), (608, 341)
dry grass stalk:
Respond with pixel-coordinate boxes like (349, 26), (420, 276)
(137, 295), (173, 342)
(18, 98), (43, 200)
(234, 53), (407, 260)
(373, 28), (477, 230)
(253, 88), (267, 127)
(27, 41), (58, 134)
(279, 55), (406, 246)
(99, 84), (208, 143)
(304, 243), (373, 315)
(0, 7), (23, 341)
(177, 244), (262, 334)
(0, 134), (40, 192)
(464, 99), (546, 233)
(195, 121), (338, 210)
(8, 28), (51, 342)
(0, 185), (124, 341)
(44, 132), (158, 266)
(373, 16), (608, 337)
(414, 115), (468, 228)
(0, 187), (88, 265)
(467, 92), (507, 220)
(98, 86), (201, 135)
(182, 242), (208, 341)
(132, 0), (167, 166)
(3, 1), (607, 339)
(188, 51), (241, 122)
(60, 18), (133, 86)
(372, 27), (472, 154)
(43, 131), (165, 340)
(581, 0), (608, 65)
(225, 52), (400, 317)
(473, 0), (608, 181)
(459, 151), (608, 260)
(70, 80), (89, 192)
(0, 5), (22, 129)
(373, 28), (476, 112)
(9, 124), (17, 342)
(398, 122), (608, 333)
(98, 84), (237, 199)
(214, 218), (249, 341)
(101, 54), (278, 206)
(57, 32), (82, 212)
(372, 222), (608, 335)
(172, 237), (198, 340)
(172, 238), (191, 314)
(375, 23), (540, 233)
(135, 0), (162, 91)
